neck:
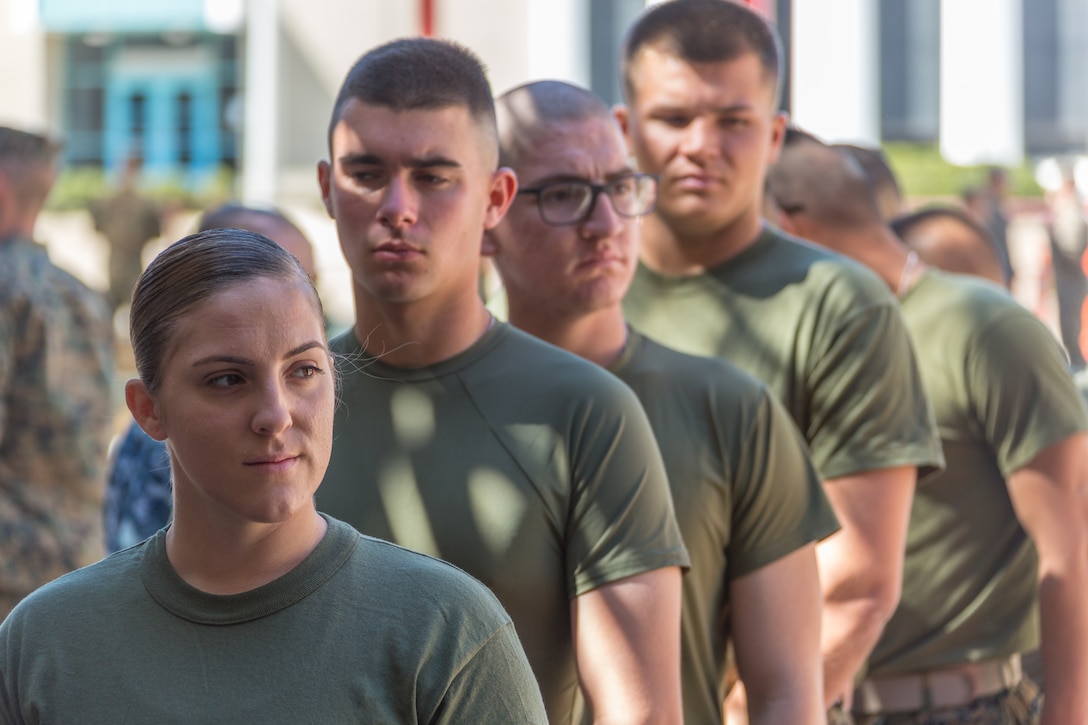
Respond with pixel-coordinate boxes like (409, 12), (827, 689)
(166, 506), (327, 596)
(353, 287), (493, 368)
(508, 301), (628, 368)
(832, 224), (919, 294)
(0, 214), (38, 241)
(639, 208), (764, 276)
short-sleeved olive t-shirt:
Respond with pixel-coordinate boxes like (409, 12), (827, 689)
(624, 226), (943, 481)
(0, 516), (548, 723)
(867, 270), (1088, 676)
(611, 329), (839, 724)
(323, 322), (689, 725)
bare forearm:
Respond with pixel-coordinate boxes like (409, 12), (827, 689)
(820, 595), (891, 705)
(1038, 561), (1088, 724)
(1004, 435), (1088, 725)
(723, 683), (822, 725)
(816, 469), (914, 706)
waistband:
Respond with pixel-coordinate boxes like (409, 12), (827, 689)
(854, 654), (1022, 714)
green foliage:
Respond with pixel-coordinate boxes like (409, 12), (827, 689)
(44, 167), (108, 212)
(882, 142), (1043, 200)
(45, 166), (237, 213)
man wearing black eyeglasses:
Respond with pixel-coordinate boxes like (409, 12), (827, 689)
(486, 79), (837, 725)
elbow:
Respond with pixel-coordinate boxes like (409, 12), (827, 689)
(828, 572), (902, 632)
(863, 572), (902, 628)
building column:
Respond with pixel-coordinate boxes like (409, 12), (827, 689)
(940, 0), (1023, 166)
(526, 0), (589, 86)
(790, 0), (879, 144)
(242, 0), (279, 204)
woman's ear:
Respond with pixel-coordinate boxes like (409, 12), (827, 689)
(125, 379), (167, 441)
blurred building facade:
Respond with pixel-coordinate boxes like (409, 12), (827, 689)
(2, 0), (1087, 203)
(882, 0), (1088, 158)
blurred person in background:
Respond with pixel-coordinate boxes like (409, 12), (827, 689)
(1044, 164), (1088, 369)
(768, 129), (1088, 725)
(103, 202), (319, 553)
(0, 125), (113, 618)
(90, 154), (162, 313)
(962, 185), (992, 226)
(983, 166), (1016, 288)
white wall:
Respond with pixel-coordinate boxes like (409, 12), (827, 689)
(0, 0), (50, 130)
(790, 0), (879, 145)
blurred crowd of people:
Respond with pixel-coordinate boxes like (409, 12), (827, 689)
(2, 1), (1087, 723)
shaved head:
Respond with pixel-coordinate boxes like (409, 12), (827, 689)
(766, 129), (884, 231)
(496, 81), (615, 169)
(833, 143), (903, 221)
(892, 207), (1005, 286)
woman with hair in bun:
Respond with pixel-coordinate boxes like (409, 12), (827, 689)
(0, 228), (546, 724)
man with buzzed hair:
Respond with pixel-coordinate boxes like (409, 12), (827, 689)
(487, 78), (835, 725)
(767, 129), (1088, 725)
(892, 206), (1007, 287)
(615, 0), (943, 711)
(317, 39), (688, 725)
(832, 143), (903, 221)
(0, 126), (113, 617)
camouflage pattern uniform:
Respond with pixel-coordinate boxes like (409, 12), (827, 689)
(0, 235), (113, 618)
(103, 422), (172, 553)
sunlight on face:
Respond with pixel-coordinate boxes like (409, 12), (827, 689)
(151, 276), (334, 530)
(490, 116), (642, 320)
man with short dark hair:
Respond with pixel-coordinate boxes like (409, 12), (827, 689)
(487, 78), (834, 725)
(0, 126), (113, 617)
(317, 39), (688, 725)
(767, 128), (1088, 725)
(614, 0), (944, 711)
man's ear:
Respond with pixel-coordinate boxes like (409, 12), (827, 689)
(613, 104), (631, 147)
(767, 111), (788, 165)
(125, 379), (167, 442)
(483, 167), (518, 230)
(316, 159), (335, 219)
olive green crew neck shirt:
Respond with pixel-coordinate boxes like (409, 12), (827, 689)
(323, 321), (689, 725)
(0, 516), (548, 723)
(610, 329), (839, 724)
(867, 270), (1088, 675)
(624, 225), (944, 481)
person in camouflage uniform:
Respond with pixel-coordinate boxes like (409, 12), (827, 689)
(0, 126), (113, 619)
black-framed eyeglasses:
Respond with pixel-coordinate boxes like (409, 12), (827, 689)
(517, 173), (659, 226)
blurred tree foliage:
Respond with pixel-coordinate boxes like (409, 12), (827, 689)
(883, 142), (1043, 200)
(45, 166), (236, 213)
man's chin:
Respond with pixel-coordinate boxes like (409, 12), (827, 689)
(657, 203), (734, 237)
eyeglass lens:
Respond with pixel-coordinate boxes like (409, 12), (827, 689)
(539, 175), (656, 224)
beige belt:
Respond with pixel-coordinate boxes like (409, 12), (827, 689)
(854, 655), (1022, 714)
